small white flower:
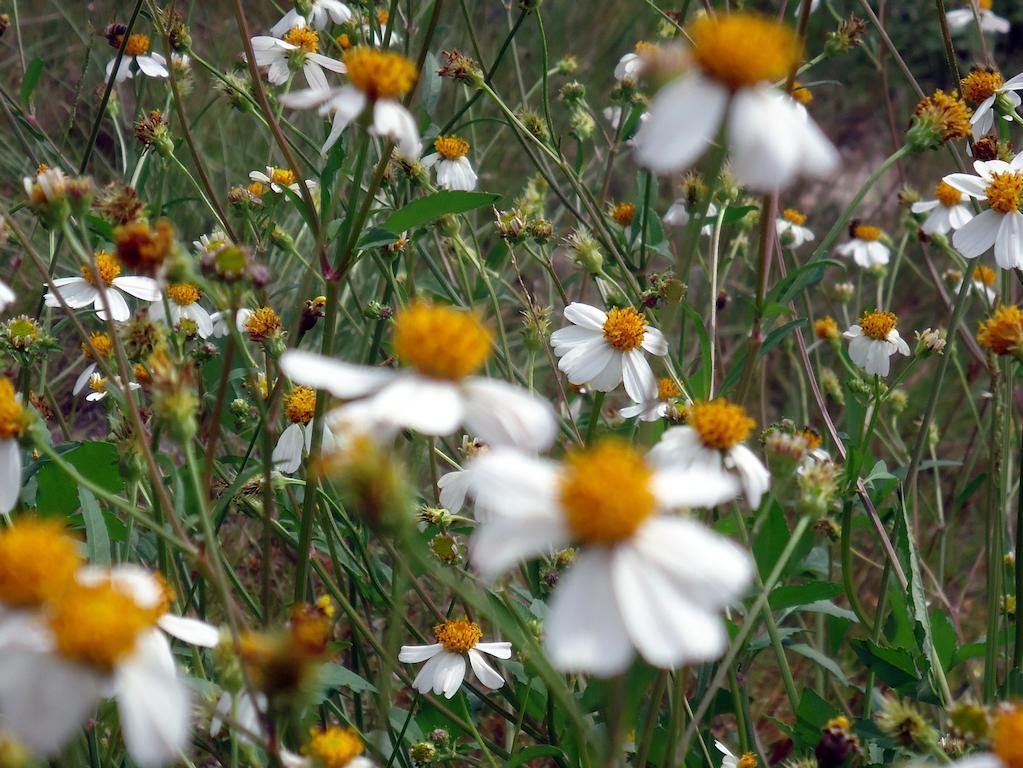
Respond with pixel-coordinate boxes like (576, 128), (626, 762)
(550, 302), (668, 403)
(911, 181), (974, 235)
(716, 741), (758, 768)
(943, 154), (1023, 268)
(273, 386), (335, 474)
(422, 136), (478, 191)
(663, 200), (718, 236)
(250, 22), (346, 91)
(946, 3), (1010, 35)
(271, 0), (354, 36)
(0, 280), (14, 312)
(83, 373), (142, 403)
(106, 32), (168, 83)
(249, 166), (319, 195)
(43, 251), (161, 322)
(963, 69), (1023, 139)
(619, 377), (682, 423)
(843, 309), (911, 377)
(149, 283), (215, 338)
(837, 223), (890, 268)
(398, 619), (511, 698)
(193, 230), (230, 257)
(776, 208), (815, 248)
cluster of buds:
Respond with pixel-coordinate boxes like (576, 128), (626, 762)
(437, 49), (483, 88)
(521, 304), (552, 352)
(563, 227), (603, 275)
(93, 181), (144, 225)
(146, 346), (198, 442)
(134, 110), (175, 157)
(494, 208), (527, 243)
(824, 15), (867, 56)
(0, 316), (57, 361)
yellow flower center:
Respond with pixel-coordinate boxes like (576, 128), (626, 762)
(80, 251), (122, 287)
(978, 305), (1023, 355)
(859, 309), (898, 340)
(392, 302), (493, 380)
(286, 386), (317, 425)
(985, 171), (1023, 214)
(124, 33), (151, 57)
(558, 439), (656, 545)
(434, 135), (470, 161)
(248, 181), (266, 197)
(283, 25), (319, 53)
(343, 47), (417, 100)
(270, 168), (297, 187)
(960, 68), (1002, 105)
(434, 618), (483, 653)
(602, 307), (647, 351)
(0, 378), (25, 440)
(166, 283), (200, 306)
(688, 399), (755, 451)
(88, 375), (107, 394)
(782, 208), (807, 225)
(993, 709), (1023, 768)
(936, 180), (962, 208)
(689, 13), (802, 91)
(791, 81), (813, 105)
(304, 726), (364, 768)
(336, 32), (352, 50)
(979, 0), (993, 8)
(376, 9), (390, 25)
(657, 377), (680, 400)
(0, 519), (82, 608)
(974, 264), (998, 286)
(245, 307), (282, 341)
(6, 317), (37, 346)
(82, 332), (113, 361)
(49, 581), (160, 672)
(815, 315), (840, 341)
(738, 754), (758, 768)
(914, 89), (972, 142)
(612, 202), (636, 227)
(852, 224), (882, 241)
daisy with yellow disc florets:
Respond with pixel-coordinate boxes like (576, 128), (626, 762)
(912, 180), (974, 235)
(466, 438), (751, 675)
(281, 302), (557, 451)
(398, 619), (511, 698)
(634, 13), (838, 191)
(946, 0), (1010, 37)
(43, 250), (162, 322)
(273, 386), (335, 474)
(942, 152), (1023, 269)
(271, 0), (354, 37)
(422, 136), (478, 191)
(250, 21), (346, 91)
(843, 309), (911, 376)
(775, 208), (815, 248)
(249, 165), (319, 196)
(281, 725), (375, 768)
(149, 283), (216, 338)
(106, 30), (168, 83)
(837, 222), (890, 268)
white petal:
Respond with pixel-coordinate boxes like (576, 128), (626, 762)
(953, 208), (1001, 258)
(470, 514), (569, 583)
(271, 8), (302, 36)
(462, 377), (558, 451)
(911, 200), (940, 213)
(634, 72), (728, 174)
(995, 210), (1023, 270)
(556, 338), (615, 385)
(371, 100), (421, 159)
(399, 643), (442, 663)
(303, 61), (329, 91)
(369, 375), (464, 436)
(943, 173), (988, 198)
(280, 349), (396, 398)
(0, 439), (21, 514)
(466, 448), (561, 518)
(272, 422), (306, 474)
(475, 641), (513, 659)
(562, 302), (608, 331)
(640, 326), (668, 356)
(549, 325), (601, 351)
(468, 649), (505, 689)
(948, 204), (974, 229)
(97, 289), (130, 322)
(158, 614), (220, 647)
(438, 469), (472, 512)
(727, 445), (771, 508)
(651, 466), (741, 509)
(728, 88), (802, 190)
(45, 278), (97, 309)
(135, 55), (169, 78)
(112, 276), (162, 301)
(622, 349), (657, 402)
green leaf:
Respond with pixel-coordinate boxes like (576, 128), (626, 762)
(20, 58), (44, 110)
(504, 746), (567, 768)
(315, 662), (376, 695)
(754, 503), (789, 576)
(849, 639), (919, 689)
(35, 442), (124, 517)
(769, 581), (842, 611)
(897, 497), (940, 690)
(766, 258), (843, 307)
(357, 227), (399, 250)
(79, 487), (111, 566)
(759, 317), (806, 357)
(795, 688), (838, 750)
(788, 642), (851, 687)
(381, 191), (499, 234)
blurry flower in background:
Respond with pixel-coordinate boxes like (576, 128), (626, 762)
(249, 166), (319, 195)
(911, 181), (974, 235)
(398, 619), (511, 698)
(273, 386), (335, 474)
(0, 281), (13, 312)
(837, 222), (890, 268)
(776, 208), (815, 248)
(271, 0), (354, 36)
(620, 376), (683, 422)
(946, 0), (1010, 36)
(105, 30), (168, 83)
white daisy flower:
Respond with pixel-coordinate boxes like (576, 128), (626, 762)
(633, 13), (838, 191)
(248, 166), (319, 196)
(960, 68), (1022, 139)
(648, 398), (771, 509)
(619, 377), (682, 422)
(663, 200), (718, 236)
(193, 230), (230, 258)
(911, 180), (974, 235)
(776, 208), (815, 248)
(550, 302), (668, 403)
(836, 223), (890, 268)
(280, 46), (420, 157)
(716, 740), (758, 768)
(946, 1), (1010, 35)
(0, 280), (14, 312)
(106, 32), (168, 83)
(398, 619), (511, 698)
(280, 302), (557, 451)
(250, 23), (346, 91)
(843, 309), (911, 377)
(73, 332), (115, 396)
(209, 310), (231, 338)
(281, 725), (375, 768)
(43, 250), (161, 322)
(0, 378), (26, 514)
(271, 0), (354, 36)
(364, 9), (403, 47)
(273, 386), (336, 474)
(84, 373), (142, 403)
(437, 438), (488, 514)
(236, 307), (284, 343)
(422, 136), (478, 191)
(466, 439), (752, 675)
(148, 283), (215, 338)
(944, 154), (1023, 268)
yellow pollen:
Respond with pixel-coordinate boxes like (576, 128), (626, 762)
(960, 68), (1003, 105)
(166, 283), (200, 306)
(802, 429), (822, 450)
(81, 251), (122, 286)
(602, 307), (647, 351)
(853, 224), (882, 241)
(434, 135), (470, 161)
(782, 208), (807, 225)
(434, 618), (483, 653)
(377, 9), (390, 24)
(689, 13), (802, 91)
(634, 40), (657, 54)
(558, 439), (656, 545)
(612, 202), (636, 227)
(82, 332), (113, 361)
(393, 302), (493, 380)
(738, 754), (758, 768)
(342, 47), (417, 100)
(0, 378), (25, 440)
(336, 32), (352, 50)
(283, 25), (319, 53)
(815, 315), (840, 341)
(859, 309), (898, 340)
(49, 581), (159, 672)
(827, 715), (852, 731)
(36, 163), (48, 174)
(245, 307), (282, 341)
(914, 90), (972, 142)
(978, 305), (1023, 355)
(88, 375), (107, 394)
(993, 709), (1023, 768)
(979, 0), (993, 8)
(688, 399), (755, 451)
(658, 377), (680, 400)
(936, 181), (962, 207)
(974, 264), (998, 286)
(985, 171), (1023, 214)
(270, 168), (297, 187)
(791, 81), (813, 105)
(305, 726), (364, 768)
(0, 519), (82, 608)
(286, 386), (317, 425)
(124, 33), (150, 57)
(248, 181), (266, 197)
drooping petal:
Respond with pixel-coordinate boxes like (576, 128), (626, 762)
(634, 72), (728, 174)
(622, 349), (657, 403)
(953, 208), (1001, 258)
(113, 276), (162, 301)
(157, 614), (220, 647)
(467, 649), (505, 689)
(280, 349), (396, 398)
(462, 377), (558, 451)
(272, 422), (306, 474)
(994, 210), (1023, 269)
(371, 100), (421, 159)
(369, 375), (464, 436)
(135, 55), (169, 78)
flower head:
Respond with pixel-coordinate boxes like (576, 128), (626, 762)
(978, 305), (1023, 357)
(689, 13), (801, 91)
(393, 302), (493, 380)
(0, 519), (81, 608)
(343, 46), (417, 100)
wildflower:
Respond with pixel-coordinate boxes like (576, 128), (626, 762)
(437, 49), (483, 87)
(614, 41), (656, 82)
(843, 309), (911, 376)
(960, 67), (1022, 139)
(280, 302), (557, 451)
(837, 222), (890, 268)
(663, 199), (718, 236)
(649, 398), (771, 508)
(550, 302), (669, 403)
(634, 13), (838, 190)
(466, 438), (752, 674)
(876, 695), (935, 749)
(717, 741), (758, 768)
(948, 706), (1023, 768)
(815, 315), (841, 342)
(776, 208), (815, 248)
(911, 180), (974, 235)
(942, 152), (1023, 268)
(421, 136), (478, 191)
(250, 22), (346, 90)
(93, 181), (144, 225)
(22, 165), (69, 225)
(72, 332), (114, 395)
(915, 327), (948, 355)
(619, 377), (682, 422)
(611, 202), (636, 227)
(237, 306), (284, 344)
(84, 372), (142, 403)
(280, 46), (420, 157)
(0, 379), (28, 511)
(149, 283), (215, 338)
(0, 281), (13, 312)
(284, 725), (374, 768)
(436, 437), (488, 514)
(907, 90), (972, 151)
(0, 519), (82, 613)
(273, 386), (335, 474)
(271, 0), (354, 37)
(115, 219), (175, 275)
(398, 619), (511, 698)
(961, 264), (999, 304)
(133, 109), (174, 157)
(248, 165), (319, 195)
(43, 251), (161, 322)
(946, 0), (1010, 36)
(105, 31), (168, 83)
(978, 305), (1023, 358)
